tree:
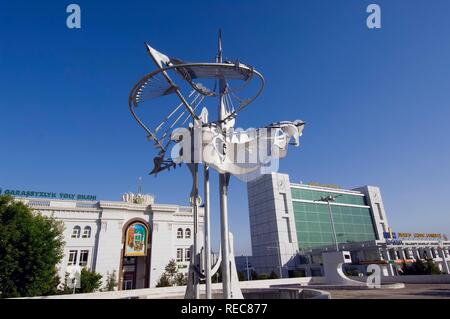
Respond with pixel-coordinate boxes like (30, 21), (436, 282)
(257, 273), (270, 280)
(78, 268), (102, 293)
(250, 269), (258, 281)
(103, 270), (118, 291)
(156, 260), (186, 287)
(290, 270), (306, 278)
(0, 195), (65, 298)
(174, 273), (187, 286)
(165, 259), (178, 281)
(269, 271), (279, 279)
(344, 267), (360, 277)
(60, 268), (102, 294)
(156, 273), (171, 287)
(401, 259), (442, 275)
(426, 259), (442, 275)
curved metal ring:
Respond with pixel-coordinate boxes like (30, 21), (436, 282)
(128, 62), (265, 140)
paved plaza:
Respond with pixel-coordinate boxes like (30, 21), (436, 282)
(329, 284), (450, 299)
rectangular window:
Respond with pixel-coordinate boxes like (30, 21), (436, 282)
(185, 249), (191, 262)
(123, 257), (136, 265)
(82, 227), (91, 238)
(68, 250), (78, 266)
(376, 203), (383, 220)
(176, 248), (183, 262)
(79, 250), (89, 267)
(281, 193), (289, 214)
(294, 200), (376, 251)
(283, 217), (293, 243)
(402, 249), (407, 259)
(71, 227), (80, 238)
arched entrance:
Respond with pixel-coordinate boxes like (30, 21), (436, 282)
(119, 219), (151, 290)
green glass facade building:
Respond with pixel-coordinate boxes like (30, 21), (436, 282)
(247, 173), (388, 276)
(248, 173), (449, 278)
(291, 186), (377, 251)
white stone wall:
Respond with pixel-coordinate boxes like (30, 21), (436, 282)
(23, 197), (201, 290)
(31, 202), (101, 282)
(353, 186), (390, 240)
(247, 173), (299, 276)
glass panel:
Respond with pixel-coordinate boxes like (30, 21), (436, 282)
(293, 194), (376, 250)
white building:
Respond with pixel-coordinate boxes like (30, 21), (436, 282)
(247, 172), (450, 277)
(16, 192), (203, 290)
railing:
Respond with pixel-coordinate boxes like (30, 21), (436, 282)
(27, 200), (51, 207)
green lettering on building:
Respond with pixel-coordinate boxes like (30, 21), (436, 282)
(0, 188), (96, 201)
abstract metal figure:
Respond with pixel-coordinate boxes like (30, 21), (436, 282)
(128, 31), (305, 299)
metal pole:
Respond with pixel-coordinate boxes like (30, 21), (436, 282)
(203, 165), (212, 299)
(277, 243), (283, 278)
(192, 163), (200, 299)
(217, 29), (232, 299)
(246, 255), (250, 281)
(327, 201), (339, 252)
(219, 173), (231, 298)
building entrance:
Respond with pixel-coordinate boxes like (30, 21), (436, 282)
(119, 220), (151, 290)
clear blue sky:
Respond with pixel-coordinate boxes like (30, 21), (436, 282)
(1, 0), (450, 254)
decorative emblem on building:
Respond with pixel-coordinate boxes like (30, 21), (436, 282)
(122, 193), (154, 205)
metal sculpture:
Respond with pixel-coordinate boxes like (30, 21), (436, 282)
(128, 31), (305, 299)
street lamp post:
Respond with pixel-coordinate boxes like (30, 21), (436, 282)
(245, 255), (251, 281)
(316, 195), (339, 252)
(267, 244), (283, 279)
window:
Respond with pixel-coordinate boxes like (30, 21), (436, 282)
(293, 200), (377, 251)
(82, 226), (92, 238)
(176, 248), (183, 262)
(404, 249), (410, 259)
(123, 280), (133, 290)
(68, 250), (78, 266)
(177, 228), (183, 239)
(185, 228), (191, 239)
(419, 249), (426, 259)
(376, 203), (383, 220)
(282, 193), (289, 214)
(71, 226), (81, 238)
(283, 217), (292, 243)
(123, 257), (136, 265)
(79, 250), (89, 267)
(185, 249), (191, 262)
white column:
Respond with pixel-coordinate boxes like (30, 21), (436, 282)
(433, 248), (440, 260)
(425, 248), (433, 259)
(412, 247), (420, 260)
(438, 247), (450, 274)
(382, 249), (394, 277)
(398, 248), (406, 261)
(418, 248), (426, 259)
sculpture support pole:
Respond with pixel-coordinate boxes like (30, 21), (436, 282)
(217, 29), (232, 299)
(192, 163), (200, 299)
(204, 165), (212, 299)
(219, 173), (231, 298)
